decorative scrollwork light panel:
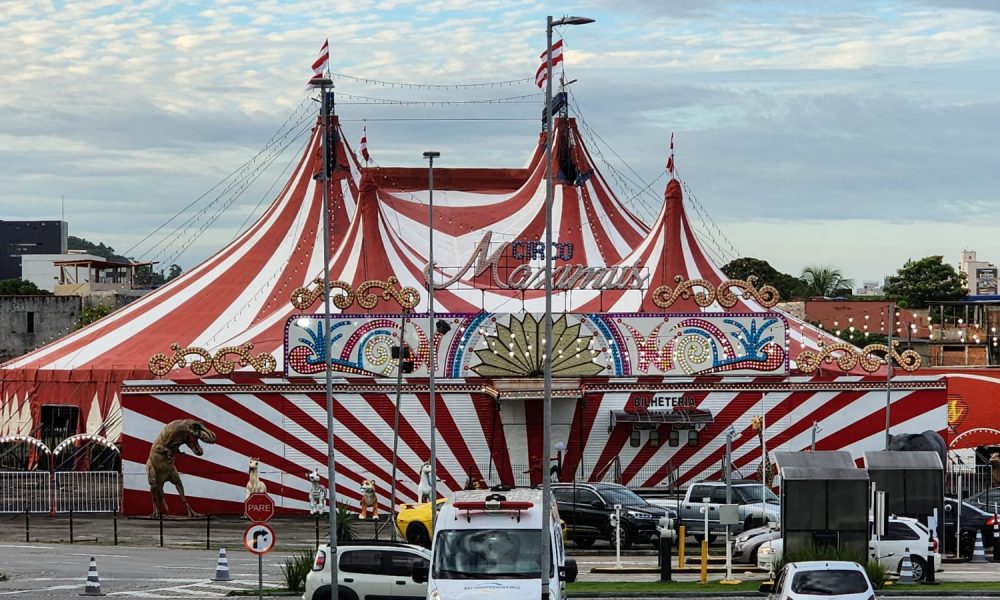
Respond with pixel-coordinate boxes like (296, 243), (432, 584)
(283, 312), (789, 378)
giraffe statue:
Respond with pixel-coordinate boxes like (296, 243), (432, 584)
(751, 415), (775, 487)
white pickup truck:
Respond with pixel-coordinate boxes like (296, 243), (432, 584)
(647, 481), (781, 540)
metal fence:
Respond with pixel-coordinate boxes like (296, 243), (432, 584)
(0, 471), (120, 513)
(948, 463), (994, 502)
(0, 472), (51, 513)
(54, 471), (120, 513)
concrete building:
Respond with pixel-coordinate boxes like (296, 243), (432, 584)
(960, 250), (997, 296)
(20, 252), (103, 292)
(0, 220), (67, 281)
(0, 295), (80, 363)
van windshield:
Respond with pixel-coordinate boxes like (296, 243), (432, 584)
(433, 529), (543, 579)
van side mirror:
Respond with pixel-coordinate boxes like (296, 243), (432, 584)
(560, 558), (578, 583)
(412, 562), (428, 584)
(758, 582), (774, 593)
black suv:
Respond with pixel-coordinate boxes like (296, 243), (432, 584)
(551, 482), (676, 549)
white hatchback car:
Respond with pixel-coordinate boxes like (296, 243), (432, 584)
(758, 516), (939, 582)
(759, 560), (874, 600)
(303, 541), (431, 600)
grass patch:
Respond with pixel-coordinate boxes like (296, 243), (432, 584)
(280, 549), (316, 592)
(567, 580), (761, 593)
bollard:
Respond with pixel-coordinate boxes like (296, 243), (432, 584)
(159, 511), (164, 547)
(24, 509), (29, 543)
(700, 539), (709, 584)
(658, 516), (673, 582)
(315, 513), (320, 549)
(70, 507), (75, 544)
(206, 514), (211, 550)
(678, 525), (686, 570)
(113, 510), (118, 546)
(924, 536), (936, 585)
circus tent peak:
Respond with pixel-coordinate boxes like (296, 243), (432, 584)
(333, 117), (651, 313)
(0, 117), (364, 433)
(587, 176), (872, 371)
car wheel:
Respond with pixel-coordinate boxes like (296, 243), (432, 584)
(615, 524), (635, 550)
(407, 523), (431, 548)
(574, 536), (595, 548)
(338, 585), (359, 600)
(906, 555), (927, 582)
(749, 546), (760, 564)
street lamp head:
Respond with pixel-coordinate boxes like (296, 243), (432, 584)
(554, 441), (566, 452)
(552, 15), (595, 27)
(423, 151), (441, 159)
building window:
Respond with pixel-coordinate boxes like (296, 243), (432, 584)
(26, 311), (35, 334)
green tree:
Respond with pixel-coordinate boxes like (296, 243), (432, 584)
(67, 235), (128, 262)
(0, 278), (52, 295)
(720, 257), (801, 301)
(799, 266), (854, 298)
(75, 304), (114, 329)
(167, 264), (182, 281)
(884, 256), (967, 308)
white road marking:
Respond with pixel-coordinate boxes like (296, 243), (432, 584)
(0, 544), (55, 550)
(0, 585), (78, 595)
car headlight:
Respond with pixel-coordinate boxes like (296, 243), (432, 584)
(737, 534), (751, 543)
(759, 546), (772, 556)
(626, 510), (655, 519)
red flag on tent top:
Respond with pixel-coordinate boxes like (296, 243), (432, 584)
(308, 39), (330, 88)
(360, 124), (370, 163)
(535, 39), (564, 89)
(666, 132), (675, 176)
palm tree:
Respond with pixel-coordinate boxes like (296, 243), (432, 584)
(799, 266), (854, 298)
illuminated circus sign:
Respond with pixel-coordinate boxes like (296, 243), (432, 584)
(430, 231), (649, 291)
(284, 312), (788, 379)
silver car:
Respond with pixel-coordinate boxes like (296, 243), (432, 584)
(733, 524), (779, 564)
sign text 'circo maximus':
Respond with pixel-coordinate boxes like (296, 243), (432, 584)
(428, 231), (649, 291)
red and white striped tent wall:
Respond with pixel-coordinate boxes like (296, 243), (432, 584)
(118, 374), (945, 517)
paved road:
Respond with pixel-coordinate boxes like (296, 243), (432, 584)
(0, 542), (294, 598)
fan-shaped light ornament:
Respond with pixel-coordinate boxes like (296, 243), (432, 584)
(472, 313), (605, 377)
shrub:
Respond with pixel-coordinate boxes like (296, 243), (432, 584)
(865, 560), (888, 590)
(281, 549), (315, 592)
(336, 503), (359, 541)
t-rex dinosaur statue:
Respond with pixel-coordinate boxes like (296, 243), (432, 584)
(145, 419), (217, 517)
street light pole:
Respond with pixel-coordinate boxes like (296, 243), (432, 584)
(885, 303), (895, 450)
(423, 150), (440, 532)
(314, 76), (340, 594)
(542, 15), (593, 600)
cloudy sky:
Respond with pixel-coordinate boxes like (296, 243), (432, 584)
(2, 0), (998, 285)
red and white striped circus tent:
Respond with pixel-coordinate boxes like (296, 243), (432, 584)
(1, 112), (946, 519)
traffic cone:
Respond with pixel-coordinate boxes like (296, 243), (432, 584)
(212, 548), (232, 581)
(897, 549), (915, 585)
(971, 530), (988, 563)
(81, 556), (106, 596)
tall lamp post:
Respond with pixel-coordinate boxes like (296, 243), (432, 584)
(314, 76), (340, 595)
(542, 15), (593, 600)
(884, 303), (895, 450)
(423, 150), (441, 532)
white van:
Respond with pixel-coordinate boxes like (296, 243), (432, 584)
(415, 487), (577, 600)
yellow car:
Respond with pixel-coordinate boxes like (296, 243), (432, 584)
(395, 498), (568, 548)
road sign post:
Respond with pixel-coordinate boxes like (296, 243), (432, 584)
(244, 494), (275, 600)
(245, 492), (276, 523)
(244, 523), (276, 600)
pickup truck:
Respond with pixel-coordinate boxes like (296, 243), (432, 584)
(647, 481), (780, 540)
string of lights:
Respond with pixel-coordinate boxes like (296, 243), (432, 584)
(678, 177), (742, 262)
(146, 120), (314, 268)
(335, 91), (541, 106)
(230, 135), (312, 243)
(331, 72), (534, 89)
(124, 97), (316, 259)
